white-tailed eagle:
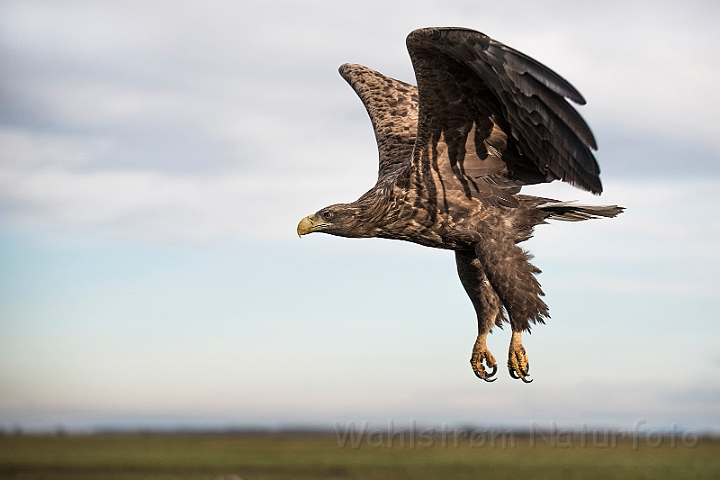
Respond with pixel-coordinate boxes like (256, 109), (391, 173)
(297, 28), (623, 382)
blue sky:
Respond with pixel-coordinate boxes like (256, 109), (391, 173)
(1, 0), (719, 433)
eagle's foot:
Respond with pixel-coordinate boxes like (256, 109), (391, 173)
(508, 331), (532, 383)
(470, 334), (497, 382)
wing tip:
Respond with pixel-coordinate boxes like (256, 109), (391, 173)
(573, 176), (603, 195)
(338, 63), (359, 81)
(407, 27), (487, 47)
(502, 48), (587, 105)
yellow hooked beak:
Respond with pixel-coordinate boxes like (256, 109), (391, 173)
(297, 214), (322, 237)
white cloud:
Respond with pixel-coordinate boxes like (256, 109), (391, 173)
(40, 83), (190, 125)
(0, 165), (372, 242)
(2, 0), (718, 177)
(525, 178), (720, 258)
(0, 129), (108, 168)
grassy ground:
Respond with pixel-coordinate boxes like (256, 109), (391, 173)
(1, 432), (719, 480)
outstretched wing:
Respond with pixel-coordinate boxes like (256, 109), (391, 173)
(339, 64), (418, 181)
(406, 27), (601, 209)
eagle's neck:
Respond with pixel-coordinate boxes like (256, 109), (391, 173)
(341, 191), (395, 238)
(344, 188), (451, 248)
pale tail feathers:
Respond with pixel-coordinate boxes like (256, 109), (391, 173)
(538, 201), (624, 222)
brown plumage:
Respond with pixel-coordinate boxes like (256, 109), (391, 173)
(297, 27), (623, 382)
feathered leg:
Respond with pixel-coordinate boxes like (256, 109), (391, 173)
(474, 235), (548, 383)
(455, 250), (504, 382)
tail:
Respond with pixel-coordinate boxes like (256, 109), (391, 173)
(537, 201), (624, 222)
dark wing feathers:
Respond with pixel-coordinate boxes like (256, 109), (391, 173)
(504, 69), (596, 149)
(406, 27), (603, 196)
(338, 64), (418, 180)
(493, 43), (586, 105)
(338, 28), (601, 204)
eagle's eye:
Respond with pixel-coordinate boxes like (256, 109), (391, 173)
(323, 211), (334, 221)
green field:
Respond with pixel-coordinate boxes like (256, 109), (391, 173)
(1, 432), (719, 480)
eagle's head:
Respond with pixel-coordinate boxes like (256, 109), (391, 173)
(297, 203), (371, 238)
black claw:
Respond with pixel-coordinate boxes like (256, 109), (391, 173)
(472, 359), (497, 382)
(509, 365), (532, 383)
(471, 356), (498, 383)
(473, 367), (497, 382)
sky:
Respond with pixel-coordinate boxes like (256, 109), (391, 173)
(0, 0), (719, 434)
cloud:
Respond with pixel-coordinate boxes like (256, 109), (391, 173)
(0, 163), (373, 242)
(0, 0), (718, 240)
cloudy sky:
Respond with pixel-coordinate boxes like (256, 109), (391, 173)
(1, 0), (719, 433)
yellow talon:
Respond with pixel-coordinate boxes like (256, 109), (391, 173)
(470, 334), (497, 382)
(508, 331), (532, 383)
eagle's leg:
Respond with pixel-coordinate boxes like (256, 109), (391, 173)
(508, 330), (532, 383)
(474, 237), (547, 383)
(455, 250), (502, 382)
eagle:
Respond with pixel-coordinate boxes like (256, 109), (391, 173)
(297, 27), (623, 382)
